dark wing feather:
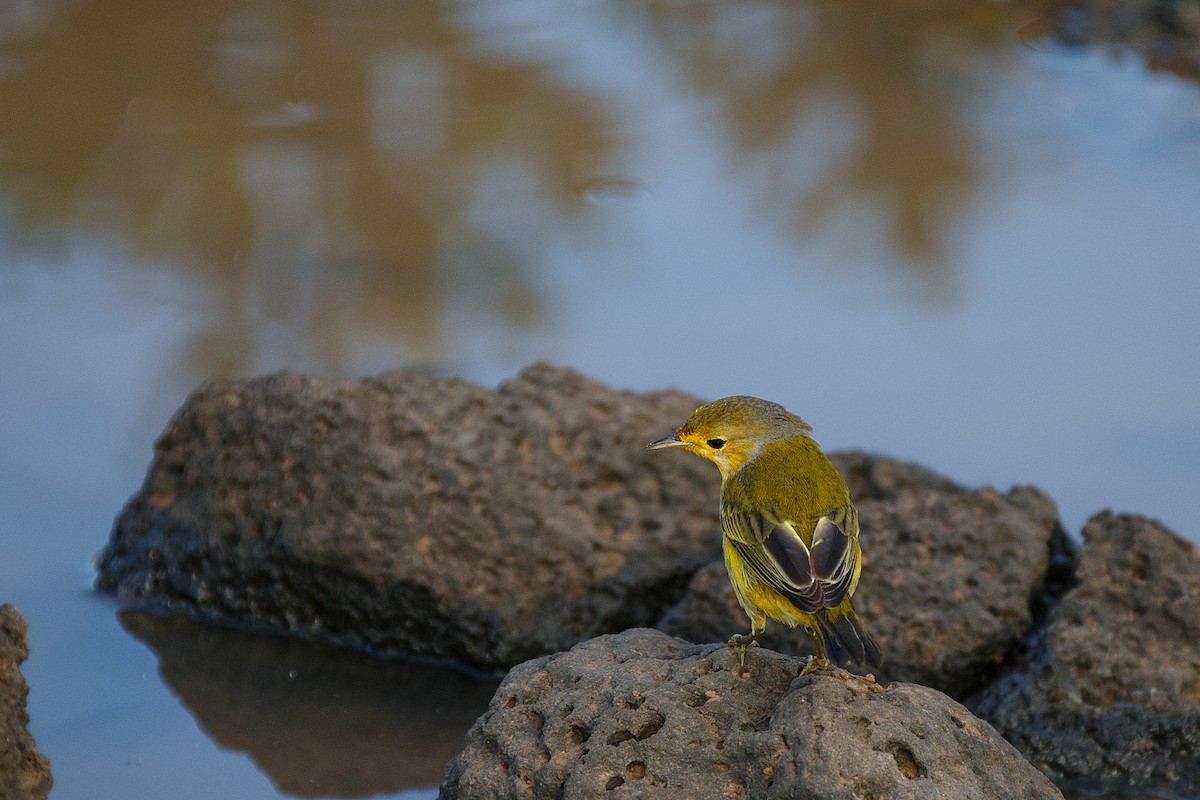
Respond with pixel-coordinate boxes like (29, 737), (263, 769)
(763, 527), (814, 588)
(808, 506), (860, 608)
(722, 507), (823, 611)
(810, 515), (848, 578)
(722, 504), (860, 614)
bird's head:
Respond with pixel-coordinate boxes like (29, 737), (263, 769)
(645, 395), (811, 479)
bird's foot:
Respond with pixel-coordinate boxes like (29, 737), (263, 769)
(799, 655), (833, 676)
(727, 634), (759, 670)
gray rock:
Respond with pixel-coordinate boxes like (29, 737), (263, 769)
(973, 512), (1200, 799)
(0, 604), (52, 800)
(439, 628), (1063, 800)
(829, 451), (963, 501)
(96, 363), (721, 671)
(659, 455), (1071, 698)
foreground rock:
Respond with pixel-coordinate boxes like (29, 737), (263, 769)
(973, 512), (1200, 799)
(97, 364), (721, 671)
(659, 454), (1073, 698)
(0, 605), (52, 800)
(439, 628), (1062, 800)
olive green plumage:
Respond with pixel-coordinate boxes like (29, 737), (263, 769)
(647, 395), (882, 673)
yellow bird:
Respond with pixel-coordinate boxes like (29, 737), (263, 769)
(647, 396), (882, 673)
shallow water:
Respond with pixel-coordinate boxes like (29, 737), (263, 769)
(1, 1), (1198, 798)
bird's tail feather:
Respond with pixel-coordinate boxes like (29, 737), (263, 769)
(815, 606), (883, 669)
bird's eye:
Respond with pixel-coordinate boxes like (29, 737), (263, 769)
(706, 438), (726, 450)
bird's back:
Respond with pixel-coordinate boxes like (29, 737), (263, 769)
(724, 434), (853, 543)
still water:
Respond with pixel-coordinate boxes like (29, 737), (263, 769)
(1, 1), (1198, 798)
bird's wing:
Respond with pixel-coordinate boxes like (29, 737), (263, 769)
(722, 505), (860, 613)
(808, 506), (861, 606)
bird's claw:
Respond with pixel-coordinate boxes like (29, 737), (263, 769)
(727, 634), (760, 670)
(799, 655), (833, 676)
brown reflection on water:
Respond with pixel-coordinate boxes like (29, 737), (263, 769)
(0, 0), (615, 376)
(635, 0), (1061, 297)
(120, 610), (498, 797)
(0, 0), (1069, 375)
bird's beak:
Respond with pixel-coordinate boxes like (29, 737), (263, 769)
(645, 433), (687, 451)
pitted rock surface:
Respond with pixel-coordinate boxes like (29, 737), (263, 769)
(439, 628), (1063, 800)
(973, 512), (1200, 798)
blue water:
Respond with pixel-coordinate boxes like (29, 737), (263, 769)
(1, 2), (1198, 798)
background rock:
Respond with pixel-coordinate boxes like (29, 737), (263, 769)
(658, 454), (1073, 698)
(972, 512), (1200, 799)
(96, 363), (721, 671)
(0, 604), (52, 800)
(439, 627), (1063, 800)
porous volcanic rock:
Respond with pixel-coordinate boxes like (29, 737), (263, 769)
(658, 454), (1074, 698)
(973, 512), (1200, 799)
(438, 628), (1063, 800)
(97, 364), (721, 671)
(0, 605), (52, 800)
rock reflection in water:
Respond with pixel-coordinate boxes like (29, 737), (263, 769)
(119, 610), (498, 798)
